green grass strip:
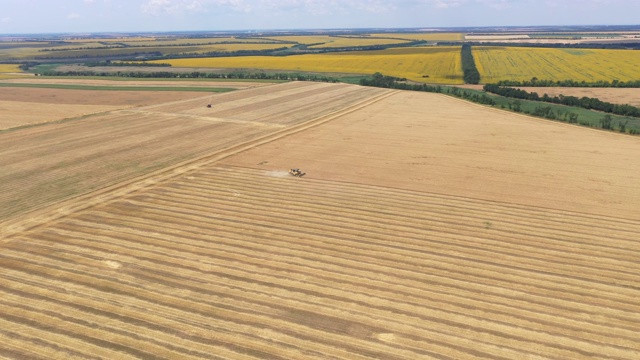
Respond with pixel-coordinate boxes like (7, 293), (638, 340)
(456, 87), (640, 132)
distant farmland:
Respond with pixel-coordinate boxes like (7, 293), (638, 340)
(153, 46), (464, 84)
(371, 32), (464, 41)
(473, 46), (640, 83)
(5, 30), (640, 86)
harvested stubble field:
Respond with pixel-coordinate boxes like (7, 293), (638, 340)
(0, 87), (201, 130)
(0, 79), (271, 130)
(1, 82), (640, 359)
(0, 81), (387, 220)
(1, 78), (272, 89)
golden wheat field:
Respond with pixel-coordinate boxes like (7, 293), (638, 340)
(155, 46), (464, 83)
(1, 81), (640, 359)
(473, 46), (640, 83)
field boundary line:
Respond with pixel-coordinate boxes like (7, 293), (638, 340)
(0, 88), (398, 241)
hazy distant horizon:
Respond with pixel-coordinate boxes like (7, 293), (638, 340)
(1, 0), (639, 35)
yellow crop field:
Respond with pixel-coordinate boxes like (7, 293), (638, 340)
(0, 64), (20, 73)
(0, 64), (22, 79)
(474, 46), (640, 83)
(155, 46), (464, 83)
(371, 32), (464, 41)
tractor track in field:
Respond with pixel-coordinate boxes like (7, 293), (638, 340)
(0, 88), (398, 241)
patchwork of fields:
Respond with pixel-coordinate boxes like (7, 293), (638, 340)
(4, 32), (640, 86)
(156, 46), (464, 83)
(372, 32), (464, 41)
(0, 38), (296, 60)
(1, 81), (640, 359)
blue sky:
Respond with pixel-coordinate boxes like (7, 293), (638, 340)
(0, 0), (638, 34)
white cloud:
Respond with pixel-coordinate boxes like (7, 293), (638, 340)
(1, 17), (11, 24)
(430, 0), (466, 8)
(478, 0), (512, 10)
(84, 0), (96, 3)
(421, 0), (513, 9)
(67, 12), (82, 19)
(140, 0), (251, 15)
(140, 0), (402, 16)
(352, 0), (397, 13)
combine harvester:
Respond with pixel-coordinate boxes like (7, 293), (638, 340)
(289, 168), (305, 177)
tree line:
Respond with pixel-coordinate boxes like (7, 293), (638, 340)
(494, 78), (640, 88)
(483, 84), (640, 118)
(84, 60), (171, 67)
(38, 70), (339, 82)
(439, 41), (640, 50)
(461, 44), (480, 84)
